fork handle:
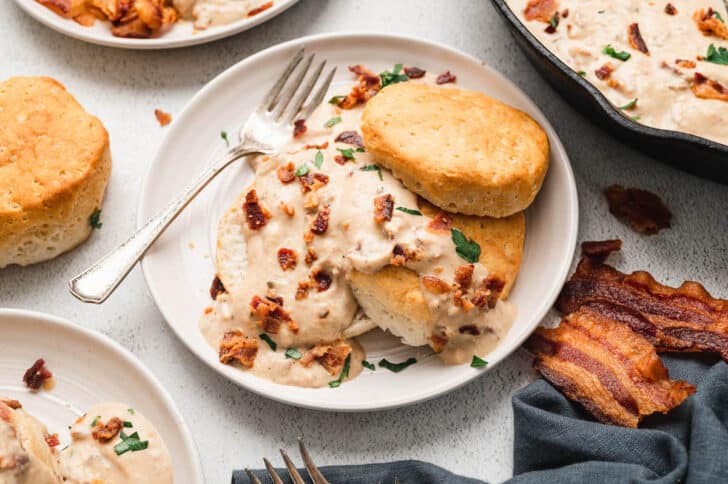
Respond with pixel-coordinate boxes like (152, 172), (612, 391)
(69, 147), (261, 304)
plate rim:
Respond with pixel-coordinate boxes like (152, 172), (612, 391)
(12, 0), (299, 50)
(138, 31), (580, 411)
(0, 307), (205, 483)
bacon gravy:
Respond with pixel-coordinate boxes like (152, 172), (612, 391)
(200, 67), (517, 388)
(508, 0), (728, 145)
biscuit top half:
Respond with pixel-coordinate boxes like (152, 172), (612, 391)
(361, 82), (549, 218)
(0, 77), (109, 216)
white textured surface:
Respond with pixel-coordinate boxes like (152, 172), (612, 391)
(1, 1), (727, 483)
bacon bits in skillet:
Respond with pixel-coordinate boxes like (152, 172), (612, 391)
(219, 330), (259, 367)
(523, 0), (558, 22)
(604, 185), (672, 235)
(627, 23), (649, 55)
(691, 73), (728, 102)
(557, 241), (728, 361)
(525, 305), (695, 427)
(693, 8), (728, 40)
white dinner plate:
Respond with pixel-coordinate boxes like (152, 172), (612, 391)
(0, 309), (204, 483)
(139, 32), (579, 411)
(12, 0), (298, 49)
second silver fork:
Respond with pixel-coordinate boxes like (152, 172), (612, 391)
(69, 48), (335, 304)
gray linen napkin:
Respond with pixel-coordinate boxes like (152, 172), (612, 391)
(233, 355), (727, 483)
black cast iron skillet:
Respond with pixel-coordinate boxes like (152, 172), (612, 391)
(491, 0), (728, 183)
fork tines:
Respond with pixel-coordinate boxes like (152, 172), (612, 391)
(259, 48), (337, 126)
(245, 438), (330, 484)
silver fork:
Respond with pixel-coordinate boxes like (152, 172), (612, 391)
(246, 439), (330, 484)
(69, 49), (336, 304)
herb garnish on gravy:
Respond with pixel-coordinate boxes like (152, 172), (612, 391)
(451, 228), (481, 264)
(114, 431), (149, 456)
(603, 44), (631, 61)
(705, 44), (728, 65)
(328, 354), (351, 388)
(395, 206), (422, 216)
(471, 355), (488, 368)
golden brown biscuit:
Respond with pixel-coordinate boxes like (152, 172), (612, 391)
(348, 200), (525, 348)
(361, 82), (549, 218)
(0, 77), (111, 268)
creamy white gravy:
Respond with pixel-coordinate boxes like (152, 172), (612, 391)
(173, 0), (272, 29)
(201, 74), (517, 388)
(61, 403), (173, 484)
(508, 0), (728, 145)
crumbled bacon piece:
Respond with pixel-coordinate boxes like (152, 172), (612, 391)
(373, 194), (394, 223)
(210, 275), (226, 300)
(675, 59), (696, 69)
(604, 185), (672, 235)
(23, 358), (52, 390)
(459, 325), (480, 336)
(333, 155), (348, 165)
(581, 239), (622, 259)
(422, 275), (451, 294)
(472, 276), (505, 309)
(45, 433), (60, 448)
(557, 242), (728, 361)
(628, 23), (649, 54)
(430, 334), (448, 353)
(243, 189), (271, 230)
(277, 248), (297, 271)
(404, 66), (426, 79)
(524, 0), (558, 22)
(453, 289), (476, 311)
(427, 211), (453, 233)
(92, 417), (123, 443)
(219, 330), (258, 368)
(305, 248), (318, 266)
(154, 109), (171, 127)
(313, 269), (332, 292)
(338, 65), (382, 109)
(544, 11), (559, 33)
(694, 8), (728, 40)
(250, 295), (293, 334)
(454, 264), (474, 290)
(561, 8), (568, 18)
(691, 73), (728, 102)
(310, 206), (330, 235)
(0, 399), (21, 410)
(436, 70), (457, 84)
(391, 245), (407, 266)
(525, 305), (695, 427)
(296, 280), (311, 300)
(304, 141), (329, 150)
(300, 341), (352, 375)
(293, 119), (307, 138)
(298, 172), (329, 193)
(248, 1), (272, 16)
(595, 63), (614, 81)
(334, 130), (364, 149)
(280, 201), (295, 216)
(266, 295), (284, 306)
(276, 162), (296, 184)
(664, 3), (677, 15)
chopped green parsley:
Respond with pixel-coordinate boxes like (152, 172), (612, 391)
(451, 228), (481, 263)
(395, 206), (422, 216)
(603, 45), (631, 61)
(324, 116), (342, 128)
(114, 431), (149, 456)
(471, 355), (488, 368)
(705, 44), (728, 65)
(314, 151), (324, 169)
(285, 348), (302, 360)
(362, 360), (376, 371)
(360, 164), (383, 181)
(259, 333), (277, 351)
(328, 354), (351, 388)
(89, 209), (102, 229)
(380, 63), (409, 88)
(378, 357), (417, 373)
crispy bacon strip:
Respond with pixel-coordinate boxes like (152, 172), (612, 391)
(219, 330), (258, 368)
(604, 185), (672, 235)
(436, 71), (457, 84)
(310, 206), (330, 235)
(524, 0), (558, 22)
(693, 8), (728, 40)
(276, 162), (296, 184)
(454, 264), (474, 290)
(209, 275), (226, 300)
(675, 59), (696, 69)
(248, 0), (272, 16)
(472, 275), (505, 309)
(557, 241), (728, 361)
(422, 275), (451, 294)
(45, 433), (60, 448)
(404, 66), (426, 79)
(293, 119), (307, 138)
(250, 295), (295, 334)
(300, 341), (352, 375)
(628, 23), (649, 54)
(0, 399), (21, 410)
(427, 211), (453, 233)
(277, 248), (297, 271)
(595, 63), (614, 81)
(664, 3), (677, 15)
(692, 73), (728, 102)
(525, 306), (695, 427)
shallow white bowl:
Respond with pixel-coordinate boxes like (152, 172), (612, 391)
(12, 0), (298, 49)
(0, 308), (204, 483)
(139, 32), (579, 411)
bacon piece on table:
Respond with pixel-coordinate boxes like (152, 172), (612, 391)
(525, 305), (695, 427)
(557, 241), (728, 361)
(604, 185), (672, 235)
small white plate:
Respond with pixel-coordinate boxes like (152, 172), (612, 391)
(139, 33), (579, 411)
(12, 0), (298, 49)
(0, 309), (204, 483)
